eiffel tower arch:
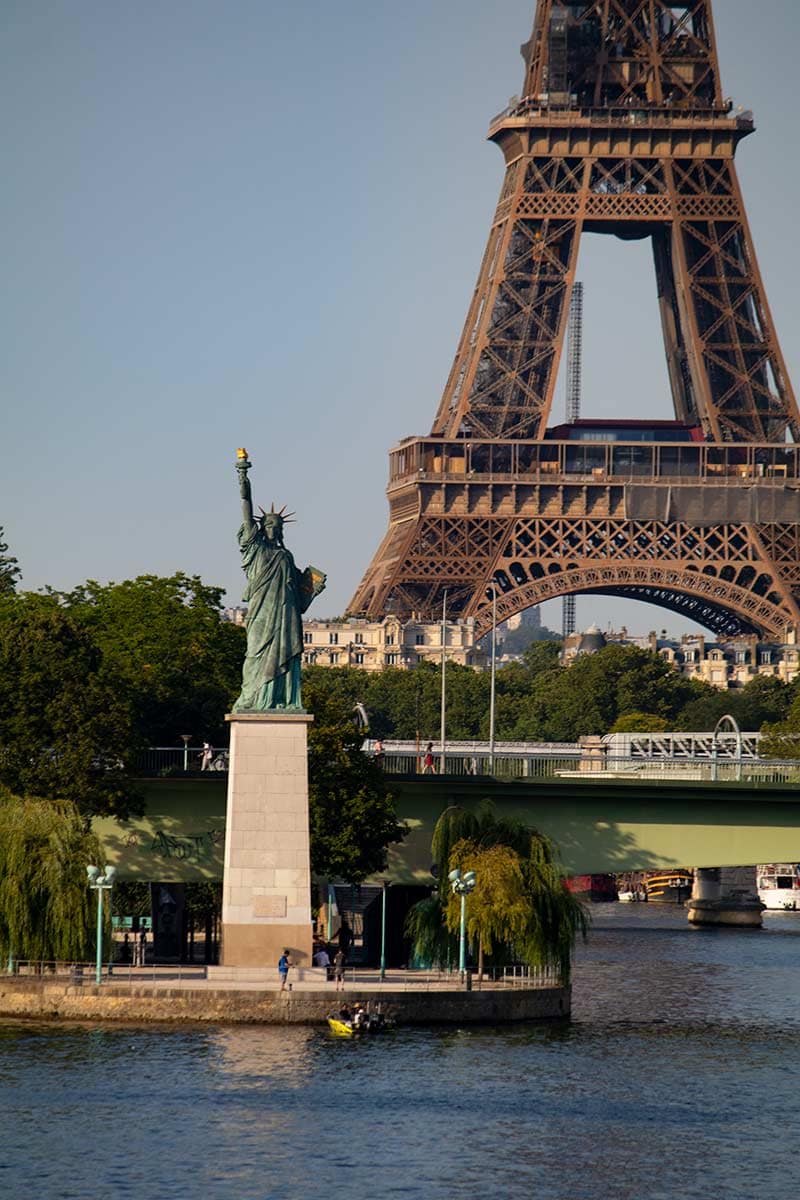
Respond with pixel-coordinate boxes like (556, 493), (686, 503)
(349, 1), (800, 640)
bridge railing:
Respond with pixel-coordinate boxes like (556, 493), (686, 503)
(131, 745), (800, 784)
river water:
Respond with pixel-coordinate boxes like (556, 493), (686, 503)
(2, 905), (797, 1199)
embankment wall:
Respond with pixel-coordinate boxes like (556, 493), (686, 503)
(0, 981), (569, 1026)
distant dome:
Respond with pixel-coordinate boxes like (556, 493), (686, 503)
(578, 625), (607, 654)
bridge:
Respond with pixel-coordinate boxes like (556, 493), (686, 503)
(96, 746), (800, 884)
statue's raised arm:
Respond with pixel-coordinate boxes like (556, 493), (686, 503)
(236, 448), (256, 534)
(232, 450), (326, 714)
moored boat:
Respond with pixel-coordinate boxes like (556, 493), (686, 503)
(566, 874), (618, 902)
(757, 864), (800, 911)
(645, 871), (693, 903)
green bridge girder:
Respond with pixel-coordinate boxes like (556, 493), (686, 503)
(94, 774), (800, 883)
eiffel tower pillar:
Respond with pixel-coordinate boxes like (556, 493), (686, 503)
(349, 1), (800, 642)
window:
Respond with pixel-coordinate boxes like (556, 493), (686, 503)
(354, 653), (364, 665)
(330, 652), (339, 664)
(736, 651), (746, 663)
(354, 633), (364, 645)
(760, 650), (772, 665)
(329, 632), (338, 645)
(303, 632), (312, 644)
(385, 633), (395, 645)
(386, 653), (398, 665)
(415, 634), (424, 645)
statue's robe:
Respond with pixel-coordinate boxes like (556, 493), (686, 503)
(232, 523), (313, 712)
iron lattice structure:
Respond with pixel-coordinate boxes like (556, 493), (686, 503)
(562, 280), (583, 637)
(350, 1), (800, 639)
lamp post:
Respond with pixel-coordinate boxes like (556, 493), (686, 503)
(440, 589), (448, 775)
(379, 880), (389, 981)
(448, 868), (476, 974)
(87, 865), (117, 985)
(488, 582), (498, 773)
(180, 734), (192, 773)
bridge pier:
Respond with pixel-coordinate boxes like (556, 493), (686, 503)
(687, 867), (764, 928)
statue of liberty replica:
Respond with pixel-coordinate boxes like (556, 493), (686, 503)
(232, 449), (326, 712)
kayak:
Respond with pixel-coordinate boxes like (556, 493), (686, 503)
(327, 1018), (354, 1037)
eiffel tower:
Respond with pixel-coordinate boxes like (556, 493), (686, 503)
(349, 1), (800, 639)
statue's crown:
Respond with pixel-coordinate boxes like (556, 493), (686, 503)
(258, 503), (296, 523)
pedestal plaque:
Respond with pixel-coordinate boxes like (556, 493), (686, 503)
(221, 712), (314, 967)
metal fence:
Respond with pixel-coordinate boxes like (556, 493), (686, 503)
(131, 745), (800, 785)
(3, 961), (562, 992)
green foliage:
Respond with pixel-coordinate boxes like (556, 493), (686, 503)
(674, 673), (791, 733)
(759, 684), (800, 758)
(0, 593), (142, 819)
(0, 527), (21, 596)
(303, 674), (406, 882)
(0, 787), (104, 962)
(409, 800), (588, 981)
(52, 574), (245, 745)
(305, 640), (714, 745)
(610, 712), (672, 733)
(402, 895), (454, 968)
(507, 644), (698, 741)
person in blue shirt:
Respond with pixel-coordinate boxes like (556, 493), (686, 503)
(278, 950), (292, 991)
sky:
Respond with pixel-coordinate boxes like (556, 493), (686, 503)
(3, 0), (800, 638)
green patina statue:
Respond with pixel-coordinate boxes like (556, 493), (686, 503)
(232, 449), (326, 713)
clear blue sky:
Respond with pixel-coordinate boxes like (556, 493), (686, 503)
(3, 1), (799, 637)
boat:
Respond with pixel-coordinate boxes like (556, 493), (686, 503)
(615, 874), (648, 902)
(644, 872), (693, 903)
(327, 1007), (389, 1036)
(565, 874), (618, 902)
(757, 864), (800, 911)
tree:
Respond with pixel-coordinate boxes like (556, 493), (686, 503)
(304, 675), (406, 881)
(407, 801), (588, 981)
(759, 686), (800, 759)
(0, 788), (105, 963)
(675, 674), (791, 733)
(507, 644), (698, 741)
(0, 593), (142, 819)
(0, 527), (20, 595)
(610, 712), (672, 733)
(53, 574), (245, 746)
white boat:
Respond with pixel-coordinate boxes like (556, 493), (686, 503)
(757, 864), (800, 911)
(617, 890), (637, 902)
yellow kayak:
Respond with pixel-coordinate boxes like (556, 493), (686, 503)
(327, 1018), (354, 1037)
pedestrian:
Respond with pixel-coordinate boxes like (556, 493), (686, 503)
(278, 948), (292, 991)
(136, 925), (147, 966)
(314, 945), (331, 970)
(200, 742), (214, 771)
(373, 738), (385, 767)
(333, 947), (346, 991)
(423, 742), (436, 774)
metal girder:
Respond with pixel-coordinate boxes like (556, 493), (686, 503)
(349, 1), (800, 639)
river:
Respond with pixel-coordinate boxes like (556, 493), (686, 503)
(2, 905), (797, 1199)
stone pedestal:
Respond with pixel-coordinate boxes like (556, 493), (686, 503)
(221, 712), (314, 967)
(687, 866), (764, 928)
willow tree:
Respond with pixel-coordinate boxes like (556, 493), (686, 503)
(0, 789), (105, 964)
(406, 801), (589, 982)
